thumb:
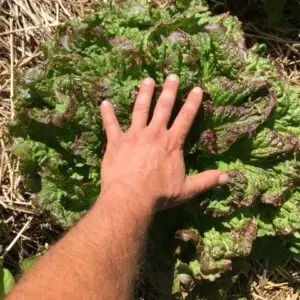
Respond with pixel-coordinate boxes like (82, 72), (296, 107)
(180, 170), (228, 200)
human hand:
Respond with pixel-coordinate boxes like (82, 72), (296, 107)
(100, 75), (228, 211)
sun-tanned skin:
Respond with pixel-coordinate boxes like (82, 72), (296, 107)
(7, 74), (228, 300)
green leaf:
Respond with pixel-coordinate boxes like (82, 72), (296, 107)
(3, 269), (15, 296)
(20, 255), (41, 275)
(0, 260), (15, 298)
(0, 263), (3, 300)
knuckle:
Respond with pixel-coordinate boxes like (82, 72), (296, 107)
(147, 125), (162, 139)
(180, 107), (195, 122)
(176, 134), (185, 146)
(157, 100), (173, 111)
(134, 104), (148, 114)
(104, 118), (115, 126)
(168, 128), (185, 148)
(167, 133), (182, 149)
(124, 130), (136, 140)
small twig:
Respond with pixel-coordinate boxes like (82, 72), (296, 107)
(9, 17), (14, 120)
(275, 266), (293, 281)
(252, 292), (266, 300)
(4, 216), (14, 224)
(4, 216), (33, 256)
(0, 197), (8, 209)
(265, 282), (288, 288)
(2, 188), (12, 205)
(245, 33), (297, 44)
(56, 2), (59, 24)
(10, 156), (15, 203)
(0, 22), (63, 37)
(80, 0), (85, 17)
(5, 204), (38, 215)
(18, 50), (42, 67)
(15, 234), (38, 243)
(3, 199), (32, 206)
(57, 0), (72, 18)
(0, 145), (4, 183)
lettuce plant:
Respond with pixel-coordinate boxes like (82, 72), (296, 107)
(10, 0), (300, 296)
(0, 261), (15, 297)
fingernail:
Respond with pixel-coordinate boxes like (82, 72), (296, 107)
(192, 87), (202, 94)
(218, 173), (229, 185)
(143, 77), (154, 85)
(101, 100), (109, 107)
(167, 74), (179, 81)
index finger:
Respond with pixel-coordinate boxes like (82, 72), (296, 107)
(100, 100), (122, 142)
(169, 87), (203, 143)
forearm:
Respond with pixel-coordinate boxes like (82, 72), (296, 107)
(8, 187), (153, 300)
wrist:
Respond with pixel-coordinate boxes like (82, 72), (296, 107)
(75, 184), (154, 255)
(95, 182), (156, 217)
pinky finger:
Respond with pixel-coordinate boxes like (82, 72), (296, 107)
(100, 100), (122, 142)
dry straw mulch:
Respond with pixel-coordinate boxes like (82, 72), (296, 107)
(0, 0), (96, 273)
(0, 1), (299, 299)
